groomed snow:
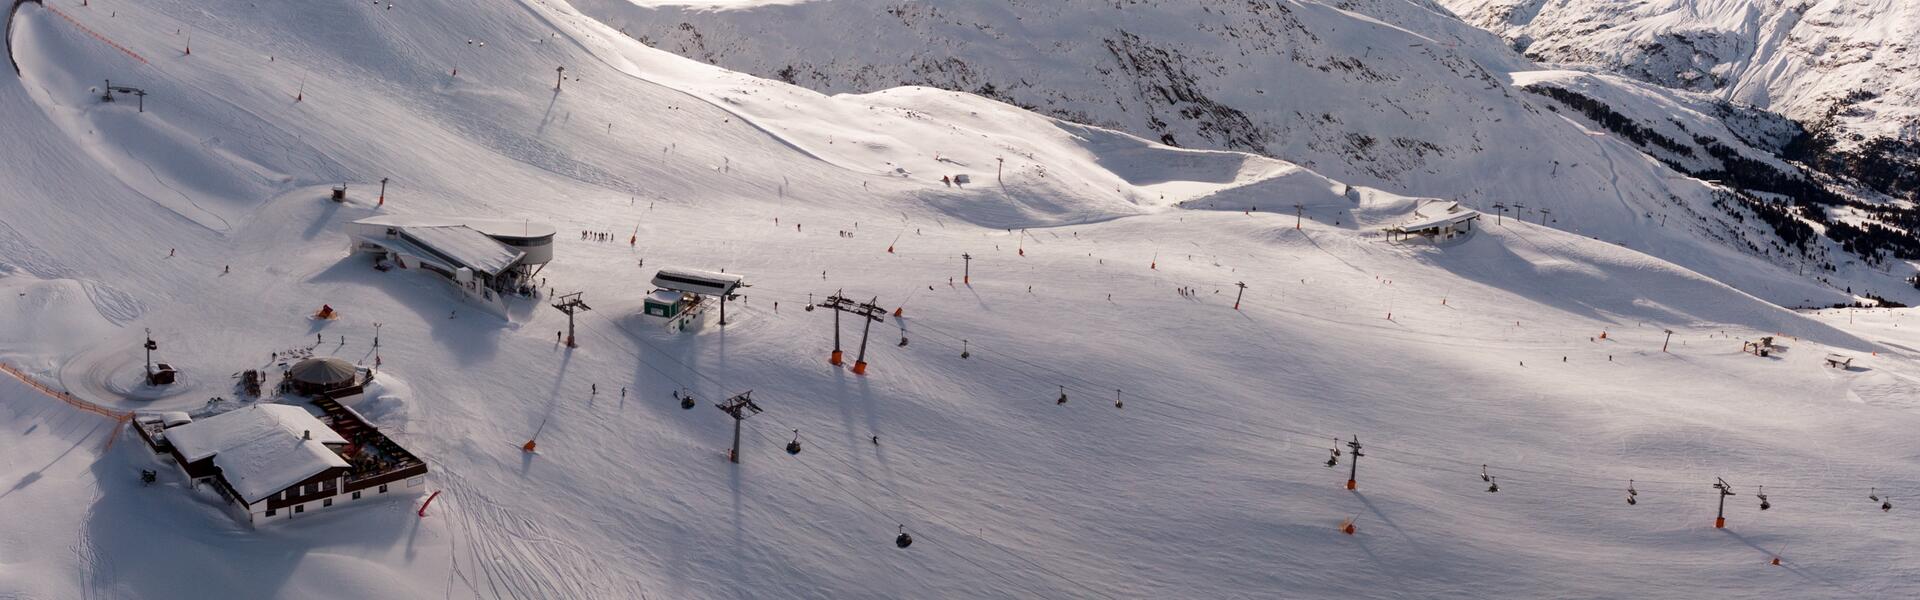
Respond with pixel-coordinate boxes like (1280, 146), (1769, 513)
(1, 0), (1917, 599)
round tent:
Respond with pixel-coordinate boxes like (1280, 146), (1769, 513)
(287, 357), (359, 395)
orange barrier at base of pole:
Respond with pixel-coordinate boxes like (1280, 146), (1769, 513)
(893, 307), (902, 317)
(1346, 479), (1357, 490)
(522, 440), (537, 452)
(1715, 517), (1726, 529)
(830, 350), (843, 366)
(851, 361), (868, 375)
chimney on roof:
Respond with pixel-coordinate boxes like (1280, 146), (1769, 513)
(304, 430), (312, 440)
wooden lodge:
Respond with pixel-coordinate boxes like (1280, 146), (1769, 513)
(148, 390), (427, 525)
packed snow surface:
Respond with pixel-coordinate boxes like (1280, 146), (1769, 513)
(1, 1), (1917, 599)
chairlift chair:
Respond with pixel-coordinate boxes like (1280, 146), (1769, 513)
(1486, 476), (1498, 493)
(786, 429), (803, 455)
(1056, 385), (1067, 405)
(1627, 480), (1639, 505)
(676, 389), (696, 409)
(895, 525), (913, 548)
(1757, 486), (1771, 510)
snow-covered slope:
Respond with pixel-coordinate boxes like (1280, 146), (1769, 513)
(1442, 0), (1920, 198)
(3, 0), (1920, 598)
(585, 0), (1919, 304)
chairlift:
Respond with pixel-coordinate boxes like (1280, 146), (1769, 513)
(1627, 480), (1638, 505)
(786, 429), (803, 455)
(1326, 438), (1341, 468)
(1869, 488), (1880, 502)
(805, 293), (816, 312)
(1757, 485), (1771, 510)
(676, 389), (696, 410)
(1486, 475), (1498, 493)
(140, 469), (157, 486)
(1113, 389), (1123, 409)
(895, 524), (913, 548)
(1056, 385), (1067, 405)
(1480, 464), (1491, 482)
(961, 339), (971, 359)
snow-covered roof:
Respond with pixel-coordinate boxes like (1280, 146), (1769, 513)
(355, 215), (558, 240)
(648, 289), (686, 304)
(652, 267), (743, 296)
(136, 410), (193, 427)
(164, 404), (350, 504)
(398, 225), (526, 277)
(1393, 199), (1480, 232)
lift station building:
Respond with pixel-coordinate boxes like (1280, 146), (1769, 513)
(348, 216), (556, 312)
(644, 268), (745, 324)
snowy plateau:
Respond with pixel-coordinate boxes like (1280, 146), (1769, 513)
(0, 0), (1916, 599)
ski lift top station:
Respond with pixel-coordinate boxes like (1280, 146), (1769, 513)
(347, 215), (556, 302)
(1384, 199), (1481, 242)
(644, 267), (745, 321)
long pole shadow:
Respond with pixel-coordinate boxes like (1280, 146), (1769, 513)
(1719, 529), (1864, 598)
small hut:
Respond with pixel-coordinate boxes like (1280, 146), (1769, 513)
(286, 357), (361, 396)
